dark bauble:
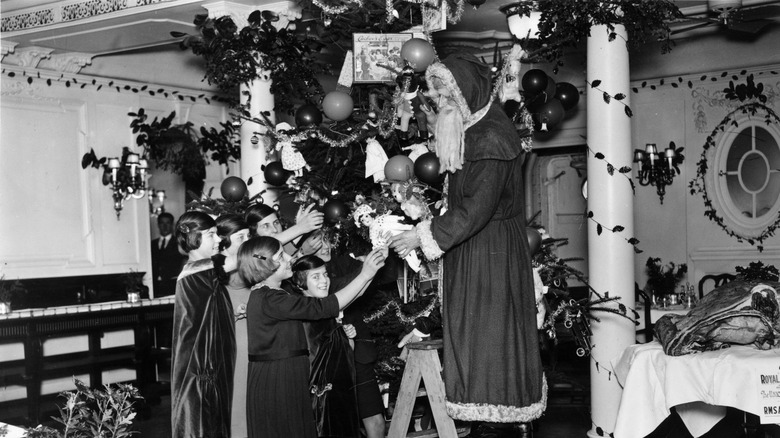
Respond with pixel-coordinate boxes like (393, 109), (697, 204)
(526, 227), (542, 256)
(295, 104), (323, 128)
(384, 154), (415, 182)
(220, 176), (248, 201)
(264, 161), (289, 186)
(544, 75), (557, 98)
(532, 98), (565, 131)
(524, 92), (549, 113)
(554, 82), (580, 111)
(521, 69), (548, 96)
(323, 199), (349, 224)
(414, 152), (442, 185)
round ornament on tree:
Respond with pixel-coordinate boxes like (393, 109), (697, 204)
(400, 38), (436, 72)
(295, 104), (323, 128)
(414, 152), (442, 185)
(220, 176), (248, 201)
(526, 227), (543, 256)
(544, 75), (557, 97)
(322, 91), (354, 121)
(533, 98), (565, 130)
(521, 69), (548, 96)
(384, 155), (415, 182)
(554, 82), (580, 111)
(323, 199), (348, 224)
(264, 161), (289, 186)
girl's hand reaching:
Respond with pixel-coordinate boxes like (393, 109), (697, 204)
(296, 204), (324, 233)
(360, 247), (387, 279)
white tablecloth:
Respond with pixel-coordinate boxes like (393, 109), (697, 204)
(614, 342), (780, 438)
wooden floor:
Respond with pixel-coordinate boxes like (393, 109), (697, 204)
(132, 343), (594, 437)
(133, 394), (593, 438)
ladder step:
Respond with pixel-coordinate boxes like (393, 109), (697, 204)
(404, 426), (471, 438)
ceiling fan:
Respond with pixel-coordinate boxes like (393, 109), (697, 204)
(671, 0), (780, 36)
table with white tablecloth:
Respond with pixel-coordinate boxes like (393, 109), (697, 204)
(613, 342), (780, 438)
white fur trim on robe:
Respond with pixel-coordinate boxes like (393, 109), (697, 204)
(416, 220), (444, 260)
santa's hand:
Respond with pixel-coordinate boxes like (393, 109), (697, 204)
(388, 229), (421, 259)
(342, 324), (356, 339)
(419, 93), (437, 130)
(296, 204), (324, 233)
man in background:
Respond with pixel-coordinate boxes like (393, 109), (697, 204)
(151, 212), (186, 297)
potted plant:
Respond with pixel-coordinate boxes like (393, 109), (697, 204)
(0, 275), (26, 314)
(121, 269), (146, 303)
(25, 379), (141, 438)
(645, 257), (688, 303)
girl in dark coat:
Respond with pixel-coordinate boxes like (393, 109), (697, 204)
(238, 237), (387, 438)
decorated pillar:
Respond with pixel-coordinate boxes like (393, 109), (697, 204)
(586, 24), (635, 438)
(202, 1), (299, 201)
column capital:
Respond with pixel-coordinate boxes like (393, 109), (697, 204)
(38, 52), (94, 73)
(202, 1), (301, 29)
(3, 46), (53, 68)
(1, 40), (19, 57)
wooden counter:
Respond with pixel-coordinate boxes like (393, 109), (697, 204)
(0, 297), (174, 425)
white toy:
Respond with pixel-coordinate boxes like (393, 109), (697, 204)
(354, 205), (421, 272)
(275, 122), (308, 177)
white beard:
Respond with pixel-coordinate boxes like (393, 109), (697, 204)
(433, 104), (465, 173)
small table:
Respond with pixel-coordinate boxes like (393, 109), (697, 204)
(613, 342), (780, 438)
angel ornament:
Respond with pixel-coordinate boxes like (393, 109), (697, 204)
(354, 204), (422, 272)
(275, 122), (309, 177)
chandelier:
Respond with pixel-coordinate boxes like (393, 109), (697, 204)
(500, 2), (541, 41)
(633, 142), (684, 204)
(105, 152), (148, 218)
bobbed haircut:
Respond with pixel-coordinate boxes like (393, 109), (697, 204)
(216, 213), (248, 252)
(237, 236), (282, 286)
(290, 255), (326, 291)
(176, 211), (216, 253)
(245, 203), (277, 236)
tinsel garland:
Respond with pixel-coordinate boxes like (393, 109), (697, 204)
(363, 295), (439, 324)
(312, 0), (365, 15)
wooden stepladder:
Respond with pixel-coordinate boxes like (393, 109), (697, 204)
(387, 339), (466, 438)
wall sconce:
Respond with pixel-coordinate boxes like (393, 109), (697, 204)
(149, 189), (166, 217)
(634, 142), (685, 204)
(103, 152), (148, 218)
(500, 1), (541, 41)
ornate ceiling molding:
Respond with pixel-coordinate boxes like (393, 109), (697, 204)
(1, 0), (171, 33)
(3, 46), (54, 68)
(1, 40), (20, 63)
(39, 52), (95, 73)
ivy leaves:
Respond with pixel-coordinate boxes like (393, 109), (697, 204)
(723, 74), (767, 103)
(588, 79), (633, 118)
(586, 211), (642, 253)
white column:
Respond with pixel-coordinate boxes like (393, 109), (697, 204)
(240, 78), (274, 199)
(586, 24), (635, 438)
(202, 1), (300, 201)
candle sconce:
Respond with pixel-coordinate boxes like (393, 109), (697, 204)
(101, 148), (149, 219)
(633, 141), (685, 204)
